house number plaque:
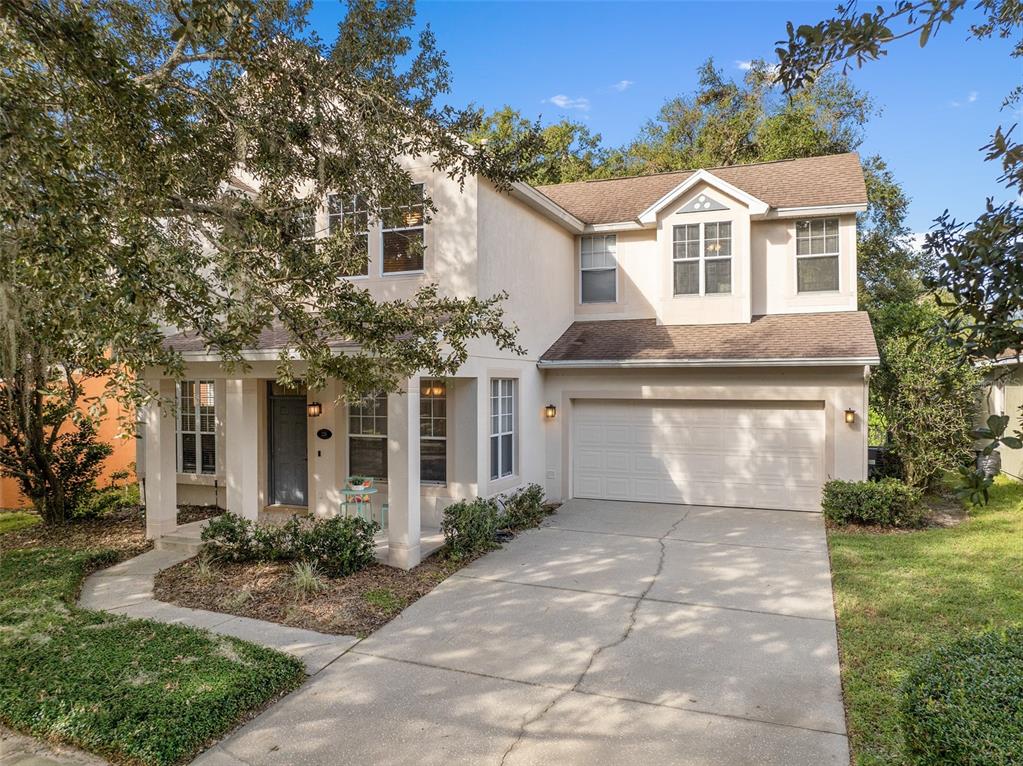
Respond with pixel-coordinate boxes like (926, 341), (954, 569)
(316, 428), (333, 440)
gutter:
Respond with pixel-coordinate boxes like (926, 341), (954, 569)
(537, 356), (881, 369)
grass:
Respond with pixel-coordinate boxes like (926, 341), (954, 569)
(829, 478), (1023, 765)
(0, 547), (305, 765)
(363, 587), (405, 614)
(0, 511), (40, 535)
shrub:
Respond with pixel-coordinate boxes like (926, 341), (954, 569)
(201, 513), (258, 561)
(821, 478), (924, 527)
(202, 512), (378, 577)
(296, 515), (378, 577)
(73, 482), (141, 520)
(501, 483), (548, 530)
(900, 628), (1023, 766)
(442, 497), (499, 560)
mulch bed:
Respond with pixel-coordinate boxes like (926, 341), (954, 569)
(177, 505), (223, 525)
(0, 508), (151, 559)
(154, 554), (466, 637)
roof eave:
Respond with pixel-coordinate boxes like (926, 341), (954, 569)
(510, 183), (586, 233)
(538, 356), (880, 369)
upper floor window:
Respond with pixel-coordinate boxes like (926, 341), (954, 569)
(673, 221), (732, 296)
(580, 235), (617, 303)
(796, 218), (840, 292)
(328, 194), (369, 277)
(382, 183), (425, 274)
(177, 380), (215, 475)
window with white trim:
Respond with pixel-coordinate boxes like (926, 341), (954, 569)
(328, 194), (369, 277)
(580, 235), (617, 303)
(177, 380), (216, 475)
(382, 183), (425, 274)
(420, 378), (447, 484)
(673, 221), (731, 295)
(796, 218), (840, 292)
(489, 379), (515, 480)
(348, 392), (388, 479)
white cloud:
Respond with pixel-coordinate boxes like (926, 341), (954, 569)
(735, 60), (753, 71)
(950, 91), (979, 108)
(611, 79), (634, 92)
(545, 94), (590, 110)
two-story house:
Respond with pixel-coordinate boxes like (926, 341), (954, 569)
(139, 151), (878, 568)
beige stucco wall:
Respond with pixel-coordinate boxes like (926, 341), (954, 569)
(541, 365), (869, 505)
(570, 184), (859, 325)
(979, 366), (1023, 479)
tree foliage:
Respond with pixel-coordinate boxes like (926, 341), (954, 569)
(469, 106), (608, 186)
(0, 0), (538, 521)
(614, 59), (872, 174)
(774, 0), (1022, 500)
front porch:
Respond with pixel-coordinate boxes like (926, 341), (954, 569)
(142, 373), (489, 569)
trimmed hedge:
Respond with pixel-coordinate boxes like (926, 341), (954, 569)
(901, 628), (1023, 766)
(821, 478), (924, 527)
(202, 512), (378, 577)
(501, 483), (548, 530)
(441, 497), (499, 560)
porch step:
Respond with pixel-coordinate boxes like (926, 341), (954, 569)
(154, 518), (214, 556)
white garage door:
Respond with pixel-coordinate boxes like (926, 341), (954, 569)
(572, 400), (825, 512)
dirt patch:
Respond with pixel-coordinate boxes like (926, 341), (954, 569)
(922, 492), (969, 528)
(154, 554), (468, 636)
(177, 505), (223, 525)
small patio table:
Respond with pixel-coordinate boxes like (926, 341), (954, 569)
(340, 486), (378, 523)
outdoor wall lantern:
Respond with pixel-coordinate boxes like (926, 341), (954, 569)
(307, 401), (322, 418)
(844, 408), (856, 425)
(544, 404), (557, 419)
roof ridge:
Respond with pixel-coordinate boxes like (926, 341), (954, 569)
(537, 151), (860, 190)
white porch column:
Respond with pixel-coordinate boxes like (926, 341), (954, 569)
(387, 376), (421, 569)
(225, 378), (260, 520)
(144, 378), (177, 539)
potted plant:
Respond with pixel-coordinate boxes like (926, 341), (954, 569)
(347, 476), (369, 490)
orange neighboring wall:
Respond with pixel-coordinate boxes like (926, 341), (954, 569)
(0, 376), (136, 510)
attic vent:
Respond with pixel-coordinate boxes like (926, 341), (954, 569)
(679, 194), (727, 215)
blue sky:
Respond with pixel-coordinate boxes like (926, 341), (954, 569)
(307, 1), (1019, 233)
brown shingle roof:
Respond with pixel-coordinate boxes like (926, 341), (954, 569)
(163, 326), (357, 354)
(539, 312), (878, 365)
(536, 153), (867, 225)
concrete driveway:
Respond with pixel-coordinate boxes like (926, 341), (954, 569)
(196, 500), (848, 766)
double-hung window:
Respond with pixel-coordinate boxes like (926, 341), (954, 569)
(420, 378), (447, 484)
(580, 235), (617, 303)
(382, 183), (425, 274)
(177, 380), (216, 475)
(796, 218), (840, 292)
(328, 194), (369, 277)
(672, 221), (732, 295)
(348, 393), (388, 479)
(489, 379), (515, 480)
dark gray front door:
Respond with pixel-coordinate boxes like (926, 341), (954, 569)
(269, 394), (308, 506)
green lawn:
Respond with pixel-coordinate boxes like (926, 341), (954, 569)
(0, 511), (40, 535)
(830, 479), (1023, 765)
(0, 547), (304, 765)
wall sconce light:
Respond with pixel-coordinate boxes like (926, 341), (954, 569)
(544, 404), (557, 419)
(307, 401), (322, 418)
(844, 408), (856, 425)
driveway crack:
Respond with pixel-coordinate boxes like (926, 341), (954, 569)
(497, 510), (690, 765)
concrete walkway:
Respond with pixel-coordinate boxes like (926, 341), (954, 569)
(79, 548), (359, 674)
(194, 499), (849, 765)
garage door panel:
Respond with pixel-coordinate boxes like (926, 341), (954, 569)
(572, 400), (824, 512)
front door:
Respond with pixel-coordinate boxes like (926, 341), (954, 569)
(268, 390), (308, 506)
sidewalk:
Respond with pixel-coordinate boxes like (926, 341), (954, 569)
(78, 548), (360, 674)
